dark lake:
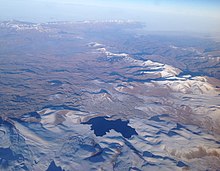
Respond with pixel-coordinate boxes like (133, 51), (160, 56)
(82, 116), (138, 139)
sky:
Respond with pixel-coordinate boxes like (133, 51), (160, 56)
(0, 0), (220, 33)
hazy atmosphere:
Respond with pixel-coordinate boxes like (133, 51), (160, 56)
(1, 0), (220, 171)
(0, 0), (220, 33)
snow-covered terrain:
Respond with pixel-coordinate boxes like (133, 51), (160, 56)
(0, 21), (220, 171)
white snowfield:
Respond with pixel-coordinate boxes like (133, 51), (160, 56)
(1, 39), (219, 170)
(6, 104), (220, 171)
(0, 20), (52, 32)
